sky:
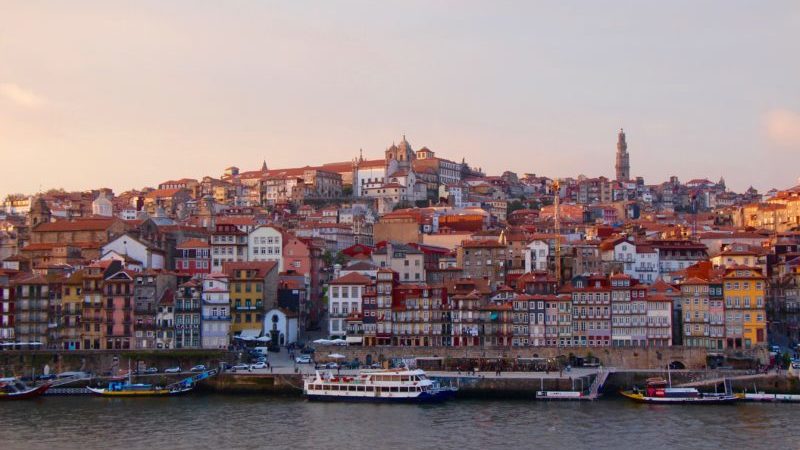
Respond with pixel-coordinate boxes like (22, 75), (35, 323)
(1, 1), (799, 197)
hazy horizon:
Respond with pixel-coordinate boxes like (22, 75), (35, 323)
(2, 1), (799, 197)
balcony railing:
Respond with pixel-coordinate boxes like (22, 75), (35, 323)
(201, 315), (231, 321)
(233, 305), (261, 311)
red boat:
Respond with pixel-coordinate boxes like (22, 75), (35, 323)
(0, 377), (51, 400)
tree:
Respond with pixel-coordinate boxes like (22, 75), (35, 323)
(322, 250), (347, 267)
(508, 200), (526, 214)
(393, 200), (413, 211)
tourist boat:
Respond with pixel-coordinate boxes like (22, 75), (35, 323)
(0, 377), (51, 400)
(304, 368), (457, 403)
(620, 377), (742, 404)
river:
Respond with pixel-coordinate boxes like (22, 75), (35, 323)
(1, 396), (797, 449)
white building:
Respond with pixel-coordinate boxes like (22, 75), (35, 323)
(327, 272), (371, 338)
(92, 192), (113, 217)
(201, 274), (231, 349)
(247, 225), (283, 271)
(524, 240), (550, 272)
(101, 234), (165, 270)
(263, 308), (298, 346)
(630, 245), (659, 283)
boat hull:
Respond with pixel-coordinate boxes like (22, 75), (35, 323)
(86, 386), (192, 397)
(306, 390), (452, 403)
(0, 383), (51, 400)
(620, 390), (741, 404)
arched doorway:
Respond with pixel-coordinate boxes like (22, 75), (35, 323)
(669, 361), (686, 370)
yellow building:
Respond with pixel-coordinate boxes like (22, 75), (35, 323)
(61, 270), (84, 350)
(224, 261), (279, 336)
(723, 266), (767, 349)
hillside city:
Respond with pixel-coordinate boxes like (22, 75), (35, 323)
(0, 130), (797, 355)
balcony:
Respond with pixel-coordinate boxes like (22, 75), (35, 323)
(202, 315), (231, 321)
(234, 305), (259, 311)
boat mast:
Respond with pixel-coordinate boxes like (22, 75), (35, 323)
(667, 363), (672, 387)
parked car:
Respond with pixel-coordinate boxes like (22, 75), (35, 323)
(145, 367), (159, 374)
(792, 362), (800, 370)
(164, 367), (181, 373)
(231, 364), (250, 372)
(324, 362), (339, 369)
(190, 365), (206, 372)
(295, 355), (312, 364)
(250, 362), (268, 370)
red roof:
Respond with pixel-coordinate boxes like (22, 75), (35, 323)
(144, 188), (185, 199)
(223, 261), (278, 278)
(176, 238), (210, 249)
(34, 218), (120, 233)
(330, 272), (373, 285)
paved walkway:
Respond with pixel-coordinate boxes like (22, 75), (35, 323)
(234, 347), (605, 380)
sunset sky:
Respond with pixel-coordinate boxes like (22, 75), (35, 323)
(1, 1), (799, 196)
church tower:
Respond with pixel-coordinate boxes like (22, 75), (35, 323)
(29, 195), (51, 228)
(385, 135), (415, 170)
(615, 128), (630, 182)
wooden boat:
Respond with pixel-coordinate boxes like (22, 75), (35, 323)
(621, 377), (742, 404)
(0, 377), (51, 400)
(87, 367), (217, 397)
(87, 381), (192, 397)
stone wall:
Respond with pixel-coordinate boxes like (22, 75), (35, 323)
(313, 346), (768, 370)
(0, 349), (232, 377)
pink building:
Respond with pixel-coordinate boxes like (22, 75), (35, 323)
(104, 270), (135, 350)
(283, 236), (324, 323)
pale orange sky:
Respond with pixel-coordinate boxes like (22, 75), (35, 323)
(1, 1), (799, 197)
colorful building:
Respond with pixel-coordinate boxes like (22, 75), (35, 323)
(175, 238), (211, 276)
(724, 266), (767, 349)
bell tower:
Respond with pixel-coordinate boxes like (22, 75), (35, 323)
(615, 128), (630, 182)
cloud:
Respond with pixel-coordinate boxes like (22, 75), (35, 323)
(764, 109), (800, 148)
(0, 83), (47, 108)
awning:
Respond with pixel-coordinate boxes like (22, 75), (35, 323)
(346, 336), (363, 344)
(235, 329), (261, 341)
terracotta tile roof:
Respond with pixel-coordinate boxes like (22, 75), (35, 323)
(176, 238), (210, 249)
(144, 188), (185, 199)
(34, 218), (120, 233)
(216, 216), (257, 226)
(223, 261), (278, 278)
(461, 240), (506, 248)
(330, 272), (373, 285)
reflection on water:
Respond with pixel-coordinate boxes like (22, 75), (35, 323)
(1, 396), (799, 450)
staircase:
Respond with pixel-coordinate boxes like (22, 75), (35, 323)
(586, 367), (613, 400)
